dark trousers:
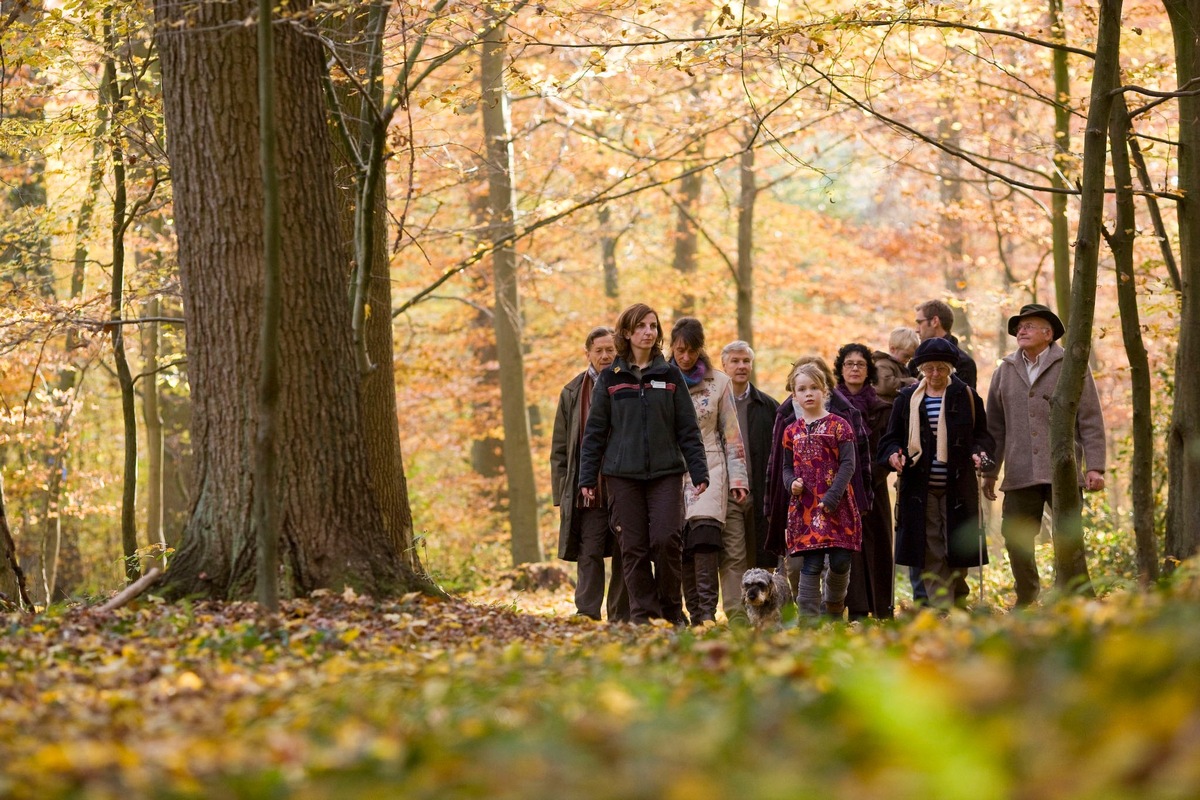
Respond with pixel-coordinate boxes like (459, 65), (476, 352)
(1001, 484), (1055, 606)
(606, 474), (686, 625)
(575, 506), (630, 622)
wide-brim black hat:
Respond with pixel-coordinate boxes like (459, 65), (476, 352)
(1007, 303), (1065, 340)
(910, 336), (960, 370)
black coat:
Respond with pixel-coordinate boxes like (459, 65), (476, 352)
(578, 354), (709, 489)
(740, 383), (780, 568)
(877, 377), (994, 569)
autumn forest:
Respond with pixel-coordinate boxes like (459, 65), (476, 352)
(3, 0), (1200, 796)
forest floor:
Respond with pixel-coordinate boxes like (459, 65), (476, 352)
(3, 567), (1200, 800)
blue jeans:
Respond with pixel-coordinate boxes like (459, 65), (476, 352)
(799, 547), (851, 576)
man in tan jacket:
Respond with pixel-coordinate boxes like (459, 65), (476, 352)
(981, 304), (1106, 607)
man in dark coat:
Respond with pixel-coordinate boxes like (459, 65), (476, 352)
(551, 326), (629, 621)
(878, 337), (995, 608)
(719, 341), (779, 621)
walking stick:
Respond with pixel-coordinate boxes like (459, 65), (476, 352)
(975, 454), (995, 611)
(977, 468), (986, 611)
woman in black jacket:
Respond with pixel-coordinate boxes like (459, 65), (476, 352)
(579, 303), (709, 624)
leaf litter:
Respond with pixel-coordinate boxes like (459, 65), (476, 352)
(3, 569), (1200, 799)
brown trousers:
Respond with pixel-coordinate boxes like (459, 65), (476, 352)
(606, 475), (685, 624)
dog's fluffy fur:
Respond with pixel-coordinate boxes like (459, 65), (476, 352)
(741, 567), (791, 629)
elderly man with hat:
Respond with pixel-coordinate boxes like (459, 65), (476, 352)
(981, 303), (1106, 607)
(878, 337), (993, 609)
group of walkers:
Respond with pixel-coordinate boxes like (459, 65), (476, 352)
(551, 298), (1107, 625)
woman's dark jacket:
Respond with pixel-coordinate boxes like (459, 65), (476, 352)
(761, 389), (867, 558)
(742, 383), (781, 568)
(578, 354), (709, 489)
(876, 377), (995, 569)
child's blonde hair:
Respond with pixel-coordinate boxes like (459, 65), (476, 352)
(788, 362), (829, 395)
(889, 327), (919, 355)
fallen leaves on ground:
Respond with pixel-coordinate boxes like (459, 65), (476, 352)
(4, 571), (1200, 799)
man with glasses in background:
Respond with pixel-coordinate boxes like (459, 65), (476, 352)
(981, 304), (1107, 608)
(913, 299), (977, 389)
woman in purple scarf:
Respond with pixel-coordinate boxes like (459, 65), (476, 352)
(834, 343), (896, 619)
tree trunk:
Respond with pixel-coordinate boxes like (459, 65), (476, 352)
(937, 102), (976, 355)
(253, 0), (283, 612)
(599, 204), (620, 305)
(154, 0), (408, 599)
(736, 135), (756, 351)
(1048, 0), (1122, 596)
(1050, 0), (1073, 325)
(104, 10), (141, 584)
(1, 476), (32, 610)
(1164, 0), (1200, 567)
(672, 150), (704, 320)
(142, 299), (167, 572)
(325, 1), (420, 570)
(481, 18), (543, 565)
(1108, 95), (1158, 585)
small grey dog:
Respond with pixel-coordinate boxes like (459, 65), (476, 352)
(741, 567), (792, 629)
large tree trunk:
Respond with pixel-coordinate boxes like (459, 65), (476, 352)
(1108, 94), (1158, 585)
(1164, 0), (1200, 567)
(155, 0), (408, 599)
(481, 17), (543, 565)
(1048, 0), (1122, 596)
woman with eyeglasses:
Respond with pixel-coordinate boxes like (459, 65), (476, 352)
(878, 336), (994, 610)
(834, 343), (896, 619)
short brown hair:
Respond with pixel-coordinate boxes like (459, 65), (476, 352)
(613, 303), (663, 359)
(916, 299), (955, 333)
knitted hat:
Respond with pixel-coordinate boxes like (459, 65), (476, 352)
(1007, 303), (1065, 340)
(909, 336), (959, 370)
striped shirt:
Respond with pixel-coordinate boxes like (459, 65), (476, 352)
(924, 395), (948, 490)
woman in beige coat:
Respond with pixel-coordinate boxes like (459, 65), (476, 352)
(669, 318), (750, 625)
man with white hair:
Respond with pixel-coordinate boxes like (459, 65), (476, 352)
(719, 341), (779, 623)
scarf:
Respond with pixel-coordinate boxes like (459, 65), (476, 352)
(907, 378), (948, 465)
(838, 382), (879, 419)
(677, 359), (708, 388)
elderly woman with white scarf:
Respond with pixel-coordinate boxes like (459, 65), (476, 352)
(878, 337), (994, 608)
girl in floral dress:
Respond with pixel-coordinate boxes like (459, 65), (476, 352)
(781, 363), (863, 618)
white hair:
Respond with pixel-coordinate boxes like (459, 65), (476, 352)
(720, 340), (755, 360)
